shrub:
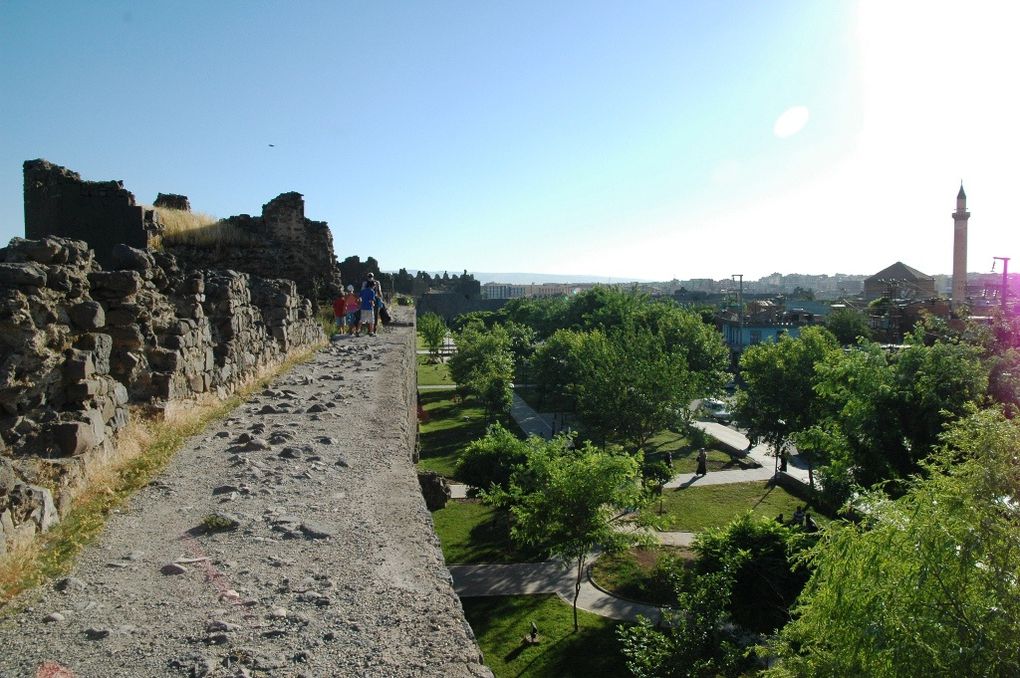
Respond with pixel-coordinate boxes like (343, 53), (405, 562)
(694, 513), (813, 633)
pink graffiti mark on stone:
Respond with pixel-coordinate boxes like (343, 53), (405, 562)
(178, 532), (253, 615)
(35, 661), (74, 678)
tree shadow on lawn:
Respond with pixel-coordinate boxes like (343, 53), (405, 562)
(463, 506), (545, 564)
(462, 595), (627, 678)
(644, 436), (759, 472)
(417, 393), (489, 476)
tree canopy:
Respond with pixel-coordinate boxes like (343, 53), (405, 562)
(491, 441), (643, 630)
(766, 408), (1020, 677)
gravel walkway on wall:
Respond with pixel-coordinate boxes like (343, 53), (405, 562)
(0, 317), (491, 678)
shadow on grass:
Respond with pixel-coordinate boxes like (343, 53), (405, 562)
(463, 595), (627, 678)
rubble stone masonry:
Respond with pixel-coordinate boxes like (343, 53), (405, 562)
(0, 236), (324, 557)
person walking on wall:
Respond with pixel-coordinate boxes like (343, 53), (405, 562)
(332, 290), (347, 334)
(343, 285), (359, 335)
(357, 279), (377, 336)
(363, 272), (384, 330)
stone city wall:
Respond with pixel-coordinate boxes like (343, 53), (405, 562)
(23, 160), (162, 270)
(416, 293), (509, 324)
(24, 161), (343, 307)
(165, 192), (343, 305)
(0, 236), (324, 558)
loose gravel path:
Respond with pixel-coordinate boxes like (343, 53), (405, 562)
(0, 315), (490, 678)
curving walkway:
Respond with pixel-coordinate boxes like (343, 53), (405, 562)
(449, 560), (662, 623)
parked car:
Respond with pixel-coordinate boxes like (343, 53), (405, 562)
(702, 398), (733, 423)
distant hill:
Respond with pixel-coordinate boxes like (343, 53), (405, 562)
(390, 270), (651, 285)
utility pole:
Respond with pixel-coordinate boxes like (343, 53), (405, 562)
(731, 274), (744, 352)
(993, 257), (1010, 311)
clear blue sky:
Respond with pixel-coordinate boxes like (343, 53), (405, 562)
(2, 2), (1017, 280)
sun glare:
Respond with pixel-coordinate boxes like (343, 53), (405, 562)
(773, 106), (810, 139)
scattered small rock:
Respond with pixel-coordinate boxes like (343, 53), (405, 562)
(161, 563), (188, 575)
(43, 612), (65, 623)
(55, 577), (86, 593)
(84, 626), (111, 640)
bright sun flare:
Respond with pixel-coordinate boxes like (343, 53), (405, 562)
(773, 106), (810, 139)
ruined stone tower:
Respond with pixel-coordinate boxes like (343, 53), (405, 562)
(952, 183), (970, 308)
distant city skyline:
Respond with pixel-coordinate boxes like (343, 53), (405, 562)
(2, 2), (1018, 280)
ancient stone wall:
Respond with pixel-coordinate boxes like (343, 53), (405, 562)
(164, 192), (343, 305)
(23, 160), (162, 269)
(416, 293), (509, 323)
(23, 161), (343, 306)
(0, 236), (324, 558)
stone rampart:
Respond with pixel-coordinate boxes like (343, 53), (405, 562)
(0, 236), (324, 558)
(23, 161), (343, 306)
(23, 160), (162, 269)
(416, 293), (509, 323)
(163, 192), (343, 306)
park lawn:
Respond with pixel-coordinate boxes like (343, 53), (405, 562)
(417, 355), (453, 386)
(590, 545), (695, 608)
(639, 481), (831, 532)
(462, 595), (629, 678)
(417, 391), (489, 478)
(643, 429), (760, 474)
(432, 499), (543, 564)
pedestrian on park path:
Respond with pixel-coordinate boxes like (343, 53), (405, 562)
(696, 448), (708, 476)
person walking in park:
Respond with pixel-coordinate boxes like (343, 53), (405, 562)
(696, 448), (708, 476)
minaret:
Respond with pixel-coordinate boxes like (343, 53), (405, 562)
(952, 183), (970, 308)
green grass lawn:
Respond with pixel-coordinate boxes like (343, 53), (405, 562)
(432, 500), (544, 564)
(417, 391), (490, 478)
(417, 355), (453, 386)
(462, 595), (629, 678)
(643, 429), (760, 474)
(639, 480), (831, 532)
(590, 546), (694, 608)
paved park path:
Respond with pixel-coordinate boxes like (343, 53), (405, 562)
(448, 560), (663, 623)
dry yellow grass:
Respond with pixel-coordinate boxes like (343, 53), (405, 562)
(154, 207), (259, 248)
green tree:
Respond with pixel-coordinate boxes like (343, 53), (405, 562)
(418, 312), (447, 363)
(574, 326), (698, 448)
(448, 323), (515, 419)
(766, 408), (1020, 677)
(695, 514), (814, 633)
(455, 424), (574, 493)
(492, 442), (643, 630)
(733, 327), (839, 482)
(502, 320), (536, 384)
(824, 307), (872, 345)
(529, 329), (586, 410)
(502, 296), (571, 338)
(810, 334), (987, 494)
(618, 571), (750, 678)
